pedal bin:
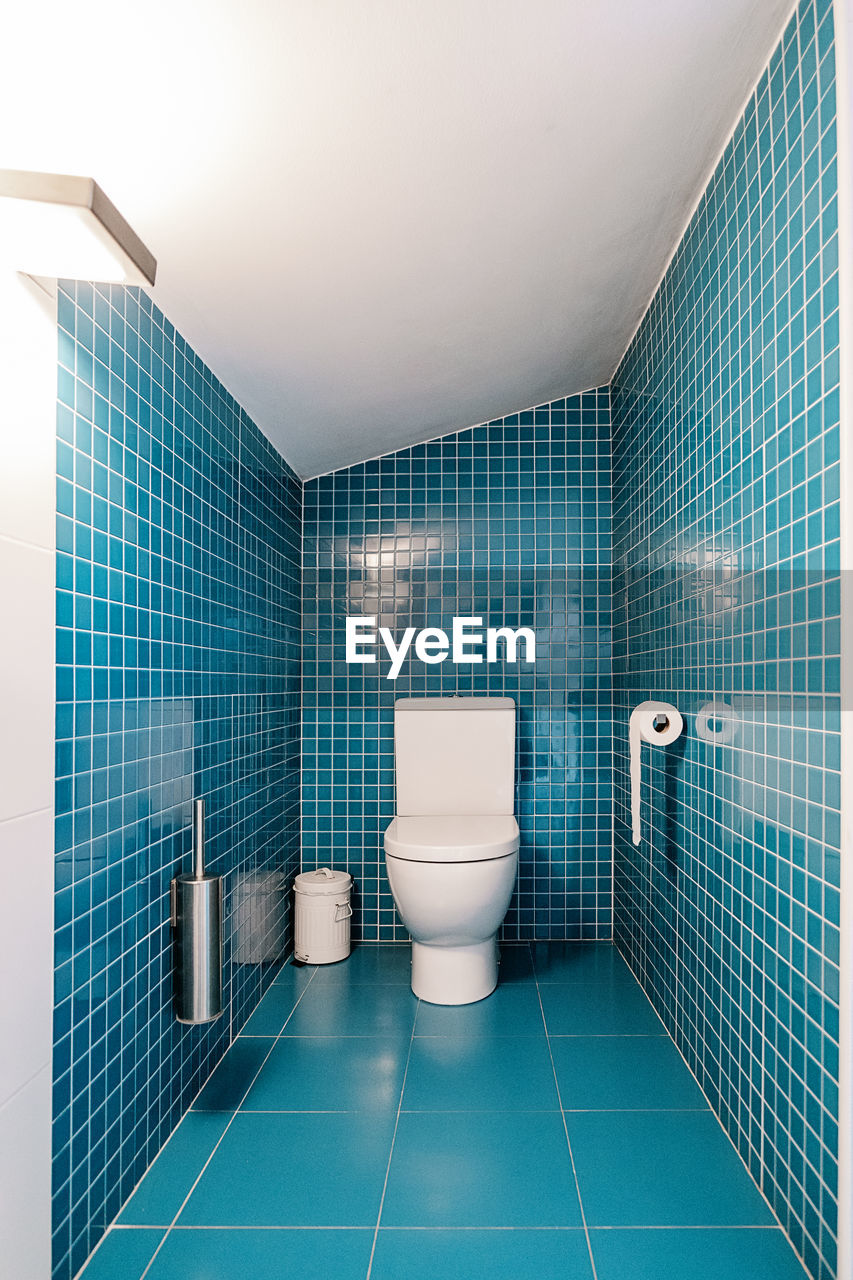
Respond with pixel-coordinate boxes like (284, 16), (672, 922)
(294, 868), (353, 963)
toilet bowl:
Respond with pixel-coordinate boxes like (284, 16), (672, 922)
(385, 815), (519, 1003)
(383, 697), (519, 1005)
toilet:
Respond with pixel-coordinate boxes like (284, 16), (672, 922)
(383, 696), (519, 1005)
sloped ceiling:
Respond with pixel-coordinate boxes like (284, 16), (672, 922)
(4, 0), (792, 477)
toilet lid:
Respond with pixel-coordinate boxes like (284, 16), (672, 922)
(384, 815), (519, 863)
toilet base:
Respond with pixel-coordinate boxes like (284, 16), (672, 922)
(411, 939), (499, 1005)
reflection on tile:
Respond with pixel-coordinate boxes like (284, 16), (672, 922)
(283, 983), (419, 1037)
(266, 957), (315, 993)
(191, 1038), (274, 1111)
(77, 1228), (165, 1279)
(496, 944), (535, 983)
(552, 1035), (708, 1110)
(146, 1228), (374, 1280)
(241, 979), (314, 1036)
(179, 1113), (395, 1226)
(539, 982), (662, 1035)
(590, 1228), (809, 1280)
(566, 1111), (775, 1226)
(382, 1111), (582, 1227)
(403, 1035), (558, 1111)
(242, 1036), (409, 1112)
(118, 1113), (231, 1225)
(415, 984), (544, 1037)
(532, 941), (635, 984)
(312, 945), (413, 986)
(372, 1228), (594, 1280)
(273, 961), (319, 988)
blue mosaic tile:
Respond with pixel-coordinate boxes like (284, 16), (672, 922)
(302, 392), (613, 941)
(610, 3), (840, 1277)
(53, 282), (302, 1279)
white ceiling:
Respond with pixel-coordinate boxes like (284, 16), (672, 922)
(5, 1), (792, 478)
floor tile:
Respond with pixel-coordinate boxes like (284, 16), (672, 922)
(415, 984), (544, 1036)
(566, 1111), (776, 1226)
(273, 959), (319, 987)
(179, 1112), (395, 1225)
(242, 1035), (409, 1112)
(118, 1113), (231, 1225)
(312, 943), (413, 985)
(532, 941), (636, 984)
(590, 1227), (807, 1280)
(539, 982), (662, 1035)
(382, 1111), (582, 1227)
(146, 1228), (374, 1280)
(191, 1038), (274, 1110)
(78, 1228), (165, 1278)
(403, 1035), (558, 1111)
(372, 1228), (594, 1279)
(552, 1035), (708, 1110)
(497, 944), (535, 983)
(283, 981), (419, 1037)
(242, 970), (315, 1035)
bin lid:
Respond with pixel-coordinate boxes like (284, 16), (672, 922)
(294, 867), (353, 896)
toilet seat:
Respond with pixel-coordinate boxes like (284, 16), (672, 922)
(384, 815), (519, 863)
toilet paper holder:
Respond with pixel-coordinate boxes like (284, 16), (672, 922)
(629, 701), (683, 845)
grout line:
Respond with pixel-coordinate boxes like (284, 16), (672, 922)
(532, 944), (599, 1280)
(411, 1031), (666, 1039)
(394, 1107), (710, 1115)
(136, 965), (321, 1279)
(110, 1221), (787, 1232)
(211, 1107), (390, 1114)
(364, 999), (420, 1279)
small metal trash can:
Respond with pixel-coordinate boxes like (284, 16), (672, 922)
(294, 867), (353, 963)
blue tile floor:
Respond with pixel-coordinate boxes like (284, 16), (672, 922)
(79, 943), (808, 1280)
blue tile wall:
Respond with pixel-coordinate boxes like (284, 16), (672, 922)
(53, 282), (301, 1280)
(610, 3), (840, 1278)
(302, 392), (613, 941)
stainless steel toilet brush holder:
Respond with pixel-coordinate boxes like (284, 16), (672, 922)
(171, 798), (223, 1024)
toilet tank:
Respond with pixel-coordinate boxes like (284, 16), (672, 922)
(394, 697), (516, 816)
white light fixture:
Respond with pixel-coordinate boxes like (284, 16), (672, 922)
(0, 169), (156, 286)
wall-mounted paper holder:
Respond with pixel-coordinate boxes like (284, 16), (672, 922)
(630, 700), (684, 844)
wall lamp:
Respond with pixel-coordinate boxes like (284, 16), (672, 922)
(0, 169), (156, 286)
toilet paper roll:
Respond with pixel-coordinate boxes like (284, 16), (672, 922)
(695, 700), (737, 745)
(630, 701), (683, 845)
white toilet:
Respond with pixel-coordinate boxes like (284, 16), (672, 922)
(383, 696), (519, 1005)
